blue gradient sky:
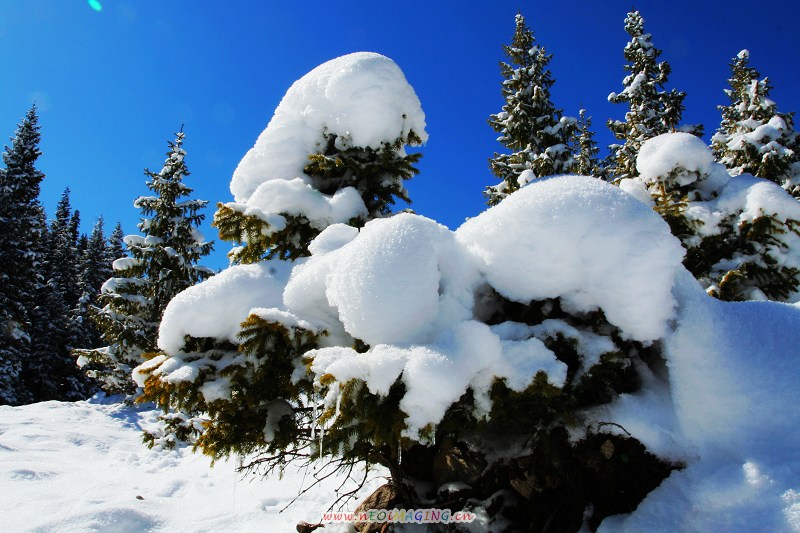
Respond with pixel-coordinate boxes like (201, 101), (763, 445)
(1, 1), (798, 269)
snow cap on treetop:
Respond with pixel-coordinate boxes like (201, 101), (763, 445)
(230, 52), (428, 203)
(637, 132), (717, 184)
(458, 176), (685, 342)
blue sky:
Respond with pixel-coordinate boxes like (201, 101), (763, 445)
(1, 1), (799, 270)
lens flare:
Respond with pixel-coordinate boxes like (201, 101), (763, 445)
(88, 0), (102, 11)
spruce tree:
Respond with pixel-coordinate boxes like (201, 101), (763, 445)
(606, 10), (699, 182)
(711, 50), (799, 197)
(215, 133), (421, 263)
(107, 222), (126, 264)
(133, 56), (680, 529)
(0, 106), (47, 405)
(485, 14), (576, 205)
(75, 131), (213, 395)
(136, 56), (425, 458)
(72, 217), (112, 351)
(623, 132), (800, 302)
(27, 191), (95, 401)
(571, 109), (602, 177)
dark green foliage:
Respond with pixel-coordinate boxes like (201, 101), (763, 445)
(711, 50), (799, 195)
(25, 188), (96, 401)
(214, 204), (319, 263)
(486, 14), (577, 205)
(304, 132), (422, 217)
(0, 107), (46, 405)
(75, 130), (213, 395)
(706, 216), (800, 301)
(72, 217), (113, 351)
(299, 288), (675, 527)
(490, 428), (678, 532)
(571, 109), (602, 177)
(217, 131), (422, 263)
(138, 314), (323, 460)
(606, 10), (699, 182)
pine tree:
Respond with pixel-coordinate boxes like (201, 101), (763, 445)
(624, 132), (800, 302)
(485, 14), (577, 205)
(75, 130), (213, 395)
(72, 217), (112, 351)
(136, 56), (425, 458)
(133, 56), (679, 529)
(0, 106), (47, 405)
(25, 202), (71, 400)
(215, 133), (422, 263)
(107, 222), (126, 264)
(571, 109), (602, 177)
(606, 10), (700, 182)
(711, 50), (799, 197)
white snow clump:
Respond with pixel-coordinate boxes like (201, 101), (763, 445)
(230, 52), (428, 203)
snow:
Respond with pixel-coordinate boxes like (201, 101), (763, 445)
(230, 52), (427, 204)
(0, 398), (383, 532)
(625, 132), (800, 302)
(284, 176), (682, 440)
(636, 132), (716, 186)
(99, 47), (800, 529)
(458, 175), (685, 342)
(318, 214), (468, 345)
(7, 156), (800, 530)
(239, 177), (368, 231)
(157, 261), (294, 354)
(594, 270), (800, 532)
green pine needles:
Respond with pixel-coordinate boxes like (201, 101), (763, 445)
(76, 130), (213, 396)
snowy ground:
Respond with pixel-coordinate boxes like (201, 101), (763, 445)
(0, 397), (385, 532)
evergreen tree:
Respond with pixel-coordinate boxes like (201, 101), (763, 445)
(623, 132), (800, 302)
(24, 188), (95, 400)
(0, 106), (47, 405)
(48, 189), (82, 330)
(571, 108), (602, 177)
(75, 131), (213, 395)
(485, 14), (577, 205)
(711, 50), (799, 197)
(134, 55), (678, 531)
(136, 56), (425, 456)
(215, 134), (422, 264)
(606, 10), (700, 182)
(107, 222), (126, 264)
(72, 217), (112, 351)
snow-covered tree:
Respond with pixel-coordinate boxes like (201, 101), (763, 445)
(486, 14), (577, 205)
(214, 56), (424, 264)
(606, 10), (700, 182)
(135, 51), (427, 467)
(134, 54), (678, 530)
(570, 108), (602, 177)
(0, 106), (47, 405)
(711, 50), (799, 198)
(107, 221), (126, 264)
(25, 188), (93, 401)
(72, 217), (113, 351)
(621, 132), (800, 302)
(76, 131), (213, 396)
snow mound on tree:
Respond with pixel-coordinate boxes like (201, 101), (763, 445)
(299, 176), (684, 438)
(636, 132), (720, 186)
(458, 175), (685, 341)
(158, 261), (293, 353)
(230, 52), (428, 203)
(287, 213), (477, 345)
